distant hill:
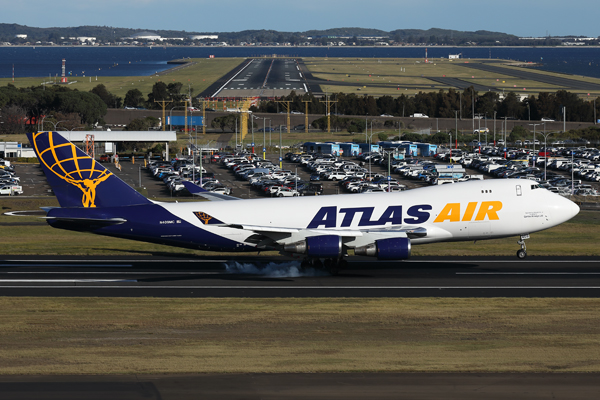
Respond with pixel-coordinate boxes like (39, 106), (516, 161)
(0, 24), (549, 46)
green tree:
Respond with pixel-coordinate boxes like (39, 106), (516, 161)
(90, 84), (122, 109)
(509, 125), (528, 142)
(56, 91), (107, 125)
(147, 81), (170, 108)
(124, 88), (144, 108)
(125, 118), (150, 131)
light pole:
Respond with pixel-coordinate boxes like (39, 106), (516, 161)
(262, 117), (270, 160)
(539, 131), (553, 181)
(49, 120), (66, 131)
(169, 106), (185, 131)
(493, 111), (497, 145)
(454, 110), (458, 149)
(528, 123), (542, 166)
(39, 115), (54, 131)
(252, 115), (259, 154)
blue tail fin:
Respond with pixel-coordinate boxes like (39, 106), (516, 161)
(28, 131), (152, 208)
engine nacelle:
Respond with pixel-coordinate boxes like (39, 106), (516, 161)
(284, 235), (342, 258)
(354, 238), (411, 260)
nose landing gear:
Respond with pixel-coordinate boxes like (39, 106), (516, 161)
(516, 234), (530, 259)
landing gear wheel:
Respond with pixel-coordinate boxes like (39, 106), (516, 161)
(338, 258), (348, 270)
(324, 258), (339, 275)
(300, 258), (311, 270)
(516, 234), (530, 260)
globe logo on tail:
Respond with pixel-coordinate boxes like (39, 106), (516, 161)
(33, 131), (112, 208)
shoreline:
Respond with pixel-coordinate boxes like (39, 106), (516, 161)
(2, 44), (600, 49)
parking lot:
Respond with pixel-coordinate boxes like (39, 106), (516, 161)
(8, 145), (599, 203)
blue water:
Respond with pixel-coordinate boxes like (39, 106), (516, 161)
(1, 46), (599, 79)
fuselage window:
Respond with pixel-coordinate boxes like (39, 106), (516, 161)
(516, 185), (522, 196)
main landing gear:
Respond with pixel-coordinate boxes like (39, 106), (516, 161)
(516, 234), (530, 259)
(301, 257), (348, 275)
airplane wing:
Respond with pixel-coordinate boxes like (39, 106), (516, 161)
(182, 181), (240, 201)
(225, 224), (427, 250)
(227, 224), (426, 238)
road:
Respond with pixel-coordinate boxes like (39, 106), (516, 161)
(1, 256), (600, 298)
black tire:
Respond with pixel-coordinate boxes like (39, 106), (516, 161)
(517, 249), (527, 259)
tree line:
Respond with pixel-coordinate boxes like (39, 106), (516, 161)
(1, 80), (599, 136)
(0, 84), (108, 134)
(256, 88), (599, 123)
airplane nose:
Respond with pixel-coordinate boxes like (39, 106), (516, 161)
(567, 198), (580, 219)
(557, 196), (580, 223)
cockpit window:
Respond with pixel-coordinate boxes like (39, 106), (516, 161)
(531, 184), (541, 190)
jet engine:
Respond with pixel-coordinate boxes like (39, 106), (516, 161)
(354, 237), (411, 260)
(284, 235), (342, 258)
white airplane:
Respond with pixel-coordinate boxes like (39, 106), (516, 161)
(29, 131), (580, 273)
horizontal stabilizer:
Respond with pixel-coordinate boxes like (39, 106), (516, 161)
(43, 216), (127, 231)
(182, 180), (240, 201)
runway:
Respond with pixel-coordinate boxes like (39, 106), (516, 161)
(212, 58), (308, 97)
(1, 256), (600, 297)
(2, 373), (600, 400)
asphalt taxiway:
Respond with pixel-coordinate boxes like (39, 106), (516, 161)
(1, 256), (600, 298)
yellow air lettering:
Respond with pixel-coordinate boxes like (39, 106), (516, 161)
(475, 201), (503, 221)
(462, 202), (478, 221)
(434, 203), (461, 223)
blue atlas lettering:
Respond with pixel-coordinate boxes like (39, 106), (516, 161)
(307, 206), (337, 228)
(308, 205), (432, 228)
(404, 204), (432, 224)
(339, 207), (374, 227)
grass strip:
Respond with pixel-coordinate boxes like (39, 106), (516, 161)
(0, 297), (599, 374)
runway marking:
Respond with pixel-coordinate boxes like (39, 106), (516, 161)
(1, 286), (600, 290)
(2, 271), (221, 275)
(0, 264), (133, 267)
(0, 279), (137, 283)
(405, 260), (600, 263)
(211, 60), (255, 97)
(2, 259), (226, 263)
(457, 272), (600, 275)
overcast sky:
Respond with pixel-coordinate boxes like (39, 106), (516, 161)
(2, 0), (596, 38)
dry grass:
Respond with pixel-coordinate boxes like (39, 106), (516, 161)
(304, 57), (600, 97)
(0, 298), (599, 374)
(0, 58), (244, 100)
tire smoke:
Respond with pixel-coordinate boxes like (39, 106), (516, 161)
(226, 260), (330, 277)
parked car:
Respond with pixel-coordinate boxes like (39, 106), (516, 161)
(0, 184), (23, 195)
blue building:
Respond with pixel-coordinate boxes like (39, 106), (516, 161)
(339, 143), (360, 157)
(416, 143), (438, 157)
(358, 143), (380, 154)
(303, 142), (342, 156)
